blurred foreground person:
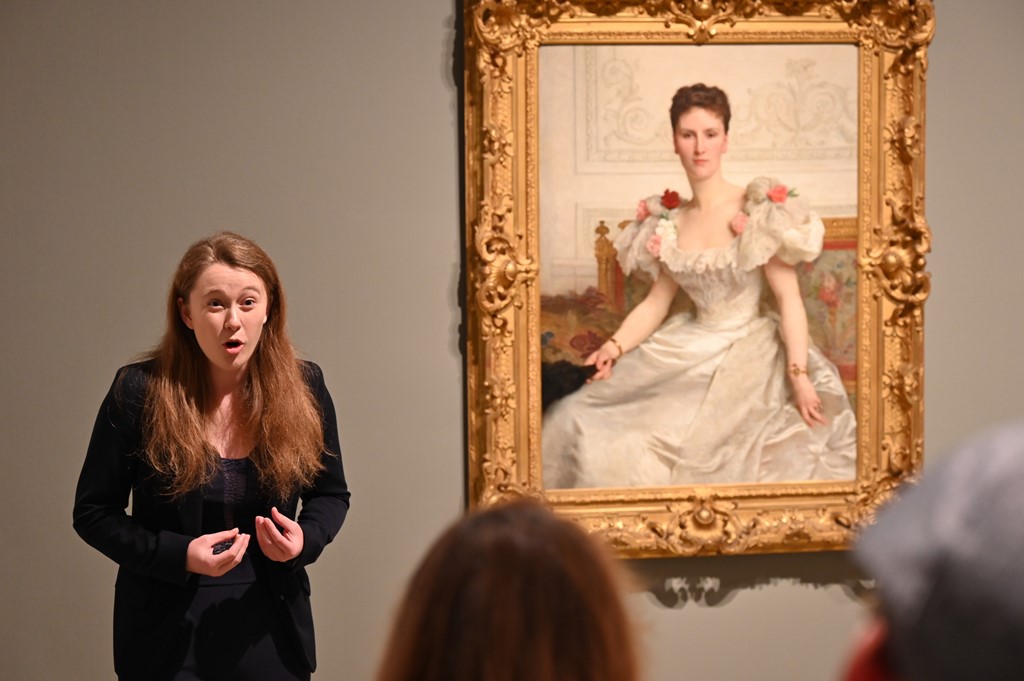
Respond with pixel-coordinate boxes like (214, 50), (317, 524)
(375, 499), (639, 681)
(843, 421), (1024, 681)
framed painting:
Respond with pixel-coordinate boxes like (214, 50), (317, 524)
(463, 0), (933, 557)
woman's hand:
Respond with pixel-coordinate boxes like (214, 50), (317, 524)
(255, 506), (304, 563)
(186, 528), (250, 577)
(585, 341), (621, 381)
(791, 374), (827, 427)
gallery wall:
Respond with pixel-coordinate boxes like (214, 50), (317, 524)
(2, 2), (1022, 680)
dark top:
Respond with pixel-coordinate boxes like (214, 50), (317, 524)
(73, 360), (350, 680)
(198, 458), (260, 586)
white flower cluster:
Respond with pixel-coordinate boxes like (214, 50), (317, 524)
(655, 216), (676, 243)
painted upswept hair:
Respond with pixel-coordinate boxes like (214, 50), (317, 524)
(670, 82), (732, 132)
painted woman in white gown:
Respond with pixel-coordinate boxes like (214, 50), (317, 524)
(542, 84), (856, 489)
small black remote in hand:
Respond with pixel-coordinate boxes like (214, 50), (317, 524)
(212, 538), (235, 555)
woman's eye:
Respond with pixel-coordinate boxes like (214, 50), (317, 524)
(242, 298), (257, 307)
(208, 300), (223, 309)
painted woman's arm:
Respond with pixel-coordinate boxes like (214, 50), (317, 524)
(764, 257), (827, 427)
(587, 273), (679, 380)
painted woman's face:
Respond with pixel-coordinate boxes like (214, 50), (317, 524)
(178, 263), (269, 380)
(673, 107), (729, 181)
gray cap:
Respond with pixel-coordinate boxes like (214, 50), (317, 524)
(854, 421), (1024, 681)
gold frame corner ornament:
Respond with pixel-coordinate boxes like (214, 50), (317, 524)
(464, 0), (932, 557)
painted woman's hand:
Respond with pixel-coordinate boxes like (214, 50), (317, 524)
(255, 507), (304, 562)
(791, 374), (827, 427)
(584, 341), (620, 381)
(186, 528), (250, 577)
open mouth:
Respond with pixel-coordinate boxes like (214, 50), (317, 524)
(224, 340), (244, 350)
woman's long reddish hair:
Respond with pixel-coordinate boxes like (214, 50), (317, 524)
(375, 499), (640, 681)
(142, 231), (324, 500)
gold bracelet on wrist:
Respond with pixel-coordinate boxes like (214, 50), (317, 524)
(789, 362), (808, 378)
(608, 337), (625, 359)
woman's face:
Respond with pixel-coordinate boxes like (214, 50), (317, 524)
(178, 263), (269, 380)
(673, 106), (729, 181)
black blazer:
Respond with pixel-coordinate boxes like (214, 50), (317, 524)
(73, 360), (350, 679)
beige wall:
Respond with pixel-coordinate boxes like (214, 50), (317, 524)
(2, 2), (1022, 680)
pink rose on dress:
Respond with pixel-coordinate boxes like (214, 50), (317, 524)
(636, 199), (651, 221)
(767, 184), (790, 203)
(645, 233), (662, 257)
(730, 212), (748, 235)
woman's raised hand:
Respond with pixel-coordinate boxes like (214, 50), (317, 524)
(255, 507), (304, 563)
(186, 528), (250, 577)
(791, 374), (828, 427)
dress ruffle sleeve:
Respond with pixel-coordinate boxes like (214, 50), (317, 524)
(736, 176), (824, 271)
(613, 194), (665, 281)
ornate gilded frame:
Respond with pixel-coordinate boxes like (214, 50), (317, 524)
(463, 0), (932, 557)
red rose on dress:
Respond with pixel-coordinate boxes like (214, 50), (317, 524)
(767, 185), (790, 203)
(661, 189), (682, 210)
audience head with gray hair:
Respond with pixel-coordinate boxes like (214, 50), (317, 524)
(842, 421), (1024, 681)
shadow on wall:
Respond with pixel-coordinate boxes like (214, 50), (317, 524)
(627, 551), (869, 608)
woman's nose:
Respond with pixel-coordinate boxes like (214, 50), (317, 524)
(224, 307), (241, 329)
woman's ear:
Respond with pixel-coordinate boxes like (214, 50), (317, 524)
(178, 297), (194, 330)
(842, 617), (899, 681)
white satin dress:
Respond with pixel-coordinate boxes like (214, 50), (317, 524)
(542, 177), (857, 489)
